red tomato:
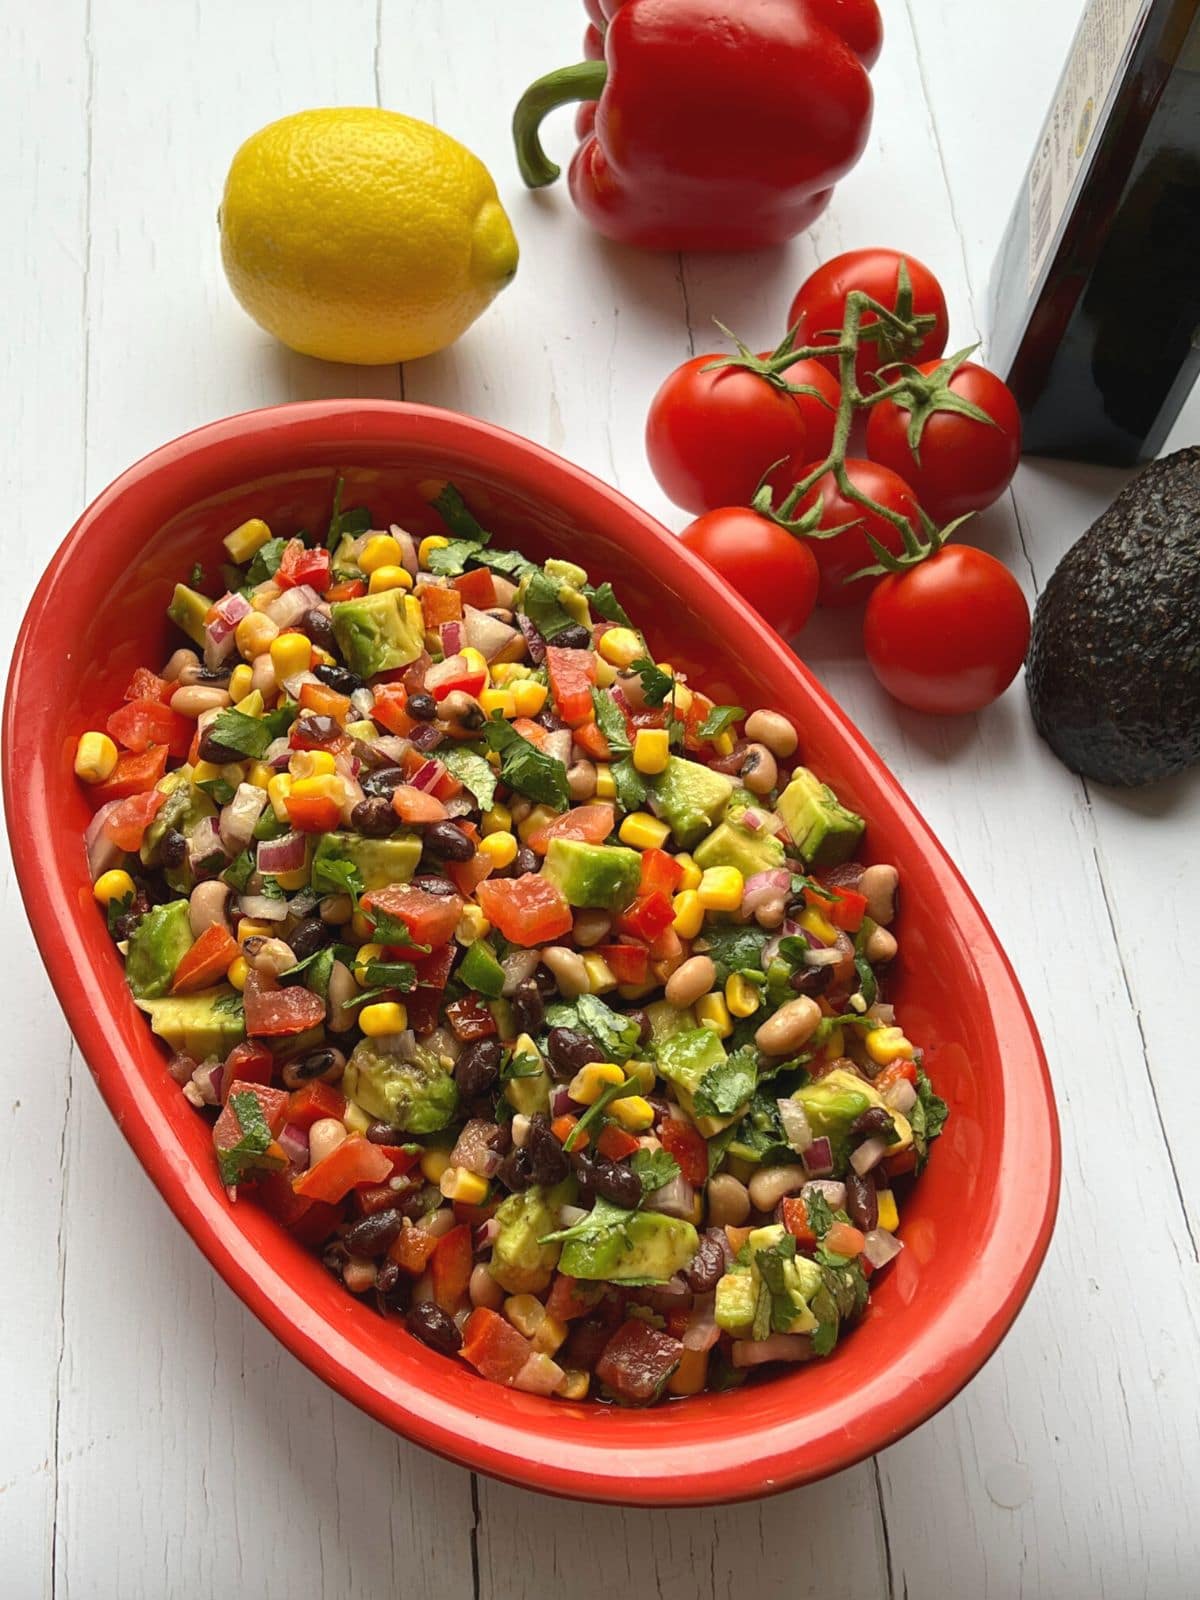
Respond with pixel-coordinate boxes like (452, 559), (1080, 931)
(770, 456), (920, 608)
(546, 646), (597, 727)
(431, 1224), (474, 1312)
(680, 507), (819, 637)
(780, 1196), (818, 1250)
(293, 1135), (393, 1202)
(452, 567), (497, 610)
(476, 874), (573, 946)
(107, 697), (192, 759)
(221, 1042), (274, 1101)
(277, 540), (331, 593)
(325, 578), (366, 603)
(572, 720), (611, 762)
(645, 355), (839, 515)
(866, 360), (1022, 523)
(787, 249), (949, 391)
(863, 545), (1031, 714)
(89, 745), (169, 805)
(391, 785), (449, 824)
(298, 680), (352, 724)
(284, 792), (341, 833)
(362, 883), (465, 949)
(404, 942), (456, 1033)
(242, 976), (327, 1038)
(460, 1307), (535, 1384)
(526, 802), (615, 856)
(659, 1118), (708, 1187)
(102, 787), (166, 852)
(286, 1080), (347, 1129)
(123, 667), (175, 705)
(213, 1082), (289, 1170)
(418, 585), (464, 627)
(445, 996), (499, 1042)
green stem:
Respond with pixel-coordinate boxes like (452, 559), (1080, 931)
(512, 60), (608, 188)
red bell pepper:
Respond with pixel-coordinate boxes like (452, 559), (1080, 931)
(277, 539), (331, 593)
(615, 890), (675, 943)
(389, 1223), (441, 1274)
(513, 0), (881, 251)
(286, 1079), (348, 1129)
(460, 1307), (537, 1386)
(298, 680), (352, 724)
(546, 646), (597, 727)
(418, 584), (464, 627)
(452, 567), (497, 610)
(293, 1135), (394, 1202)
(659, 1116), (708, 1187)
(171, 923), (239, 994)
(594, 943), (649, 985)
(431, 1223), (474, 1313)
(221, 1041), (274, 1102)
(89, 745), (169, 805)
(102, 787), (167, 852)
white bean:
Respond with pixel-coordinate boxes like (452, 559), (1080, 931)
(541, 944), (590, 999)
(665, 954), (717, 1010)
(865, 926), (898, 964)
(162, 647), (199, 681)
(326, 960), (357, 1032)
(706, 1174), (750, 1227)
(247, 937), (296, 977)
(744, 710), (798, 759)
(567, 760), (597, 801)
(188, 880), (230, 938)
(748, 1164), (808, 1212)
(755, 996), (822, 1056)
(469, 1263), (505, 1310)
(170, 683), (231, 718)
(572, 909), (612, 949)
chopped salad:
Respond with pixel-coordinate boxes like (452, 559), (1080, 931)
(75, 481), (947, 1405)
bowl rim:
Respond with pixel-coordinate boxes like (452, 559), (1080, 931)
(3, 399), (1060, 1504)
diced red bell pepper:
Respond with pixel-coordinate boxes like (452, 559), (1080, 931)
(596, 1123), (642, 1162)
(417, 584), (464, 627)
(389, 1223), (441, 1274)
(594, 943), (650, 985)
(804, 883), (868, 933)
(780, 1196), (817, 1250)
(284, 791), (342, 833)
(326, 578), (367, 603)
(452, 567), (497, 610)
(171, 923), (238, 994)
(107, 697), (193, 760)
(242, 973), (327, 1038)
(430, 664), (487, 702)
(372, 683), (418, 737)
(446, 851), (492, 898)
(874, 1059), (918, 1091)
(460, 1307), (536, 1386)
(89, 745), (170, 805)
(595, 1318), (683, 1405)
(545, 1273), (606, 1323)
(362, 883), (465, 950)
(511, 717), (550, 747)
(551, 1114), (581, 1147)
(391, 784), (449, 824)
(659, 1116), (708, 1187)
(546, 646), (597, 727)
(883, 1146), (918, 1179)
(298, 680), (352, 724)
(572, 719), (612, 762)
(445, 996), (498, 1042)
(252, 1169), (342, 1243)
(476, 874), (573, 946)
(453, 1198), (500, 1228)
(431, 1223), (474, 1313)
(616, 891), (676, 943)
(123, 667), (176, 705)
(213, 1083), (290, 1187)
(286, 1079), (347, 1129)
(649, 925), (683, 965)
(216, 1080), (289, 1138)
(102, 787), (167, 852)
(277, 540), (331, 593)
(639, 847), (684, 898)
(220, 1041), (274, 1101)
(293, 1135), (394, 1202)
(525, 802), (615, 856)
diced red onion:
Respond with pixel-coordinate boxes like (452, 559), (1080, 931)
(349, 688), (375, 720)
(500, 949), (541, 996)
(220, 784), (267, 851)
(474, 1217), (500, 1251)
(167, 1051), (198, 1084)
(390, 525), (419, 577)
(542, 729), (573, 767)
(439, 621), (464, 656)
(883, 1079), (918, 1115)
(804, 1136), (834, 1177)
(425, 654), (469, 695)
(866, 1002), (896, 1027)
(739, 808), (783, 837)
(191, 1061), (224, 1105)
(804, 947), (843, 968)
(282, 669), (319, 700)
(801, 1179), (846, 1210)
(644, 1174), (696, 1219)
(338, 777), (364, 827)
(550, 1085), (573, 1118)
(256, 831), (307, 874)
(463, 606), (520, 661)
(518, 613), (546, 665)
(862, 1228), (903, 1270)
(374, 1028), (416, 1057)
(264, 737), (292, 769)
(408, 758), (444, 793)
(850, 1136), (891, 1176)
(369, 735), (412, 764)
(731, 1333), (814, 1368)
(239, 893), (289, 923)
(278, 1122), (310, 1171)
(265, 584), (321, 627)
(777, 1098), (813, 1154)
(514, 1352), (564, 1397)
(187, 817), (227, 874)
(203, 620), (238, 669)
(86, 798), (126, 878)
(682, 1294), (721, 1352)
(408, 723), (443, 752)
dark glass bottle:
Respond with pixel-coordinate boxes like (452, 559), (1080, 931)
(988, 0), (1200, 465)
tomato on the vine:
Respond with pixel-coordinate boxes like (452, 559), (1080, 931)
(863, 545), (1031, 715)
(679, 507), (819, 637)
(645, 355), (839, 515)
(866, 359), (1022, 523)
(767, 456), (920, 608)
(787, 249), (949, 391)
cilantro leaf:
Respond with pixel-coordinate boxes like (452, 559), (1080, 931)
(213, 990), (245, 1019)
(196, 777), (236, 806)
(804, 1189), (835, 1239)
(693, 1048), (757, 1119)
(245, 537), (287, 586)
(810, 1308), (839, 1358)
(216, 1090), (274, 1186)
(326, 475), (372, 551)
(562, 1074), (642, 1151)
(754, 1231), (800, 1334)
(701, 923), (769, 983)
(481, 545), (538, 581)
(189, 561), (207, 591)
(631, 1148), (681, 1198)
(364, 909), (429, 951)
(259, 875), (286, 901)
(360, 960), (418, 990)
(696, 704), (745, 739)
(427, 539), (480, 577)
(610, 756), (647, 814)
(106, 892), (134, 936)
(206, 708), (277, 760)
(432, 483), (491, 545)
(222, 851), (255, 893)
(910, 1068), (949, 1171)
(500, 1050), (543, 1082)
(576, 993), (641, 1064)
(585, 581), (632, 627)
(853, 948), (878, 1009)
(438, 746), (497, 814)
(591, 688), (631, 758)
(310, 853), (365, 901)
(522, 570), (577, 640)
(482, 714), (569, 810)
(629, 657), (674, 708)
(706, 1125), (737, 1178)
(539, 1195), (635, 1248)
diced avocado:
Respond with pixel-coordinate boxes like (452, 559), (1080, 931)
(167, 583), (211, 647)
(458, 940), (505, 998)
(342, 1040), (458, 1133)
(311, 831), (421, 893)
(559, 1207), (699, 1283)
(714, 1226), (822, 1339)
(715, 1270), (757, 1334)
(653, 1025), (740, 1137)
(138, 986), (246, 1059)
(746, 1223), (821, 1335)
(223, 516), (273, 564)
(503, 1033), (551, 1114)
(645, 756), (733, 848)
(541, 837), (641, 912)
(644, 998), (696, 1052)
(331, 531), (363, 572)
(330, 589), (425, 679)
(693, 820), (786, 879)
(544, 557), (589, 591)
(126, 900), (193, 999)
(141, 769), (216, 868)
(490, 1181), (575, 1294)
(794, 1067), (913, 1164)
(266, 1024), (326, 1062)
(776, 769), (864, 866)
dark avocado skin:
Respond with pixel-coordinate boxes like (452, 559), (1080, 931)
(1026, 447), (1200, 786)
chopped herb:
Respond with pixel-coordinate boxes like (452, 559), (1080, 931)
(439, 746), (497, 813)
(105, 892), (134, 935)
(911, 1069), (949, 1171)
(702, 923), (770, 983)
(427, 540), (481, 577)
(629, 657), (674, 708)
(222, 850), (255, 894)
(567, 993), (642, 1064)
(482, 714), (569, 810)
(706, 1125), (738, 1178)
(693, 1048), (757, 1119)
(213, 990), (245, 1019)
(245, 536), (288, 586)
(364, 909), (429, 952)
(277, 946), (333, 982)
(216, 1090), (274, 1187)
(810, 1306), (839, 1358)
(804, 1189), (835, 1239)
(205, 708), (277, 760)
(432, 483), (491, 546)
(539, 1194), (635, 1248)
(189, 561), (207, 591)
(754, 1231), (800, 1335)
(630, 1148), (681, 1198)
(342, 986), (399, 1011)
(259, 875), (286, 901)
(585, 581), (632, 628)
(361, 960), (418, 991)
(522, 570), (578, 640)
(310, 853), (365, 901)
(563, 1075), (642, 1151)
(500, 1050), (543, 1082)
(326, 475), (372, 551)
(481, 545), (538, 581)
(591, 689), (631, 757)
(696, 704), (745, 739)
(609, 756), (647, 813)
(853, 948), (878, 1009)
(196, 777), (236, 806)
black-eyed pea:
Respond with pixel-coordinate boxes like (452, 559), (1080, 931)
(740, 743), (778, 796)
(705, 1174), (751, 1227)
(860, 864), (899, 926)
(744, 710), (798, 759)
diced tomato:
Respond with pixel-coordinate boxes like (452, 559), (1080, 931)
(874, 1059), (918, 1091)
(804, 883), (868, 933)
(89, 744), (169, 805)
(444, 822), (490, 896)
(416, 585), (461, 628)
(293, 1135), (393, 1202)
(512, 717), (549, 748)
(431, 765), (463, 802)
(452, 567), (497, 610)
(665, 1307), (691, 1341)
(213, 1083), (290, 1184)
(431, 1223), (474, 1313)
(659, 1116), (708, 1187)
(551, 1114), (582, 1147)
(596, 1124), (641, 1162)
(724, 1224), (754, 1255)
(389, 1222), (441, 1274)
(123, 667), (176, 705)
(284, 792), (342, 833)
(526, 802), (615, 856)
(639, 848), (684, 898)
(476, 874), (573, 946)
(287, 1080), (347, 1129)
(825, 1221), (866, 1257)
(252, 1169), (342, 1242)
(546, 647), (598, 728)
(171, 923), (238, 994)
(404, 944), (456, 1034)
(596, 1319), (683, 1405)
(326, 578), (367, 603)
(242, 974), (327, 1038)
(391, 785), (449, 824)
(616, 891), (676, 943)
(883, 1146), (918, 1179)
(648, 924), (683, 966)
(595, 943), (649, 985)
(102, 787), (167, 852)
(460, 1307), (535, 1385)
(372, 683), (418, 737)
(545, 1274), (605, 1323)
(453, 1198), (500, 1228)
(277, 540), (331, 593)
(362, 883), (464, 949)
(572, 720), (611, 762)
(780, 1196), (817, 1250)
(299, 680), (352, 724)
(221, 1041), (274, 1101)
(219, 1080), (288, 1137)
(107, 698), (192, 760)
(445, 996), (498, 1042)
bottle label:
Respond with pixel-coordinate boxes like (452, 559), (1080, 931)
(1027, 0), (1152, 291)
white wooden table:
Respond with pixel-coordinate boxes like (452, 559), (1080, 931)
(3, 1), (1197, 1594)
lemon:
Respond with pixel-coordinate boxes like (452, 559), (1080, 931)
(219, 108), (518, 365)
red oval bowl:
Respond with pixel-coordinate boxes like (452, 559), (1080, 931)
(3, 401), (1058, 1505)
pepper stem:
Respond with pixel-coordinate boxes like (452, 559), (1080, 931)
(512, 60), (608, 189)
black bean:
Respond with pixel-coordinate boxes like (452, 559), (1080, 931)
(160, 829), (188, 869)
(405, 1301), (462, 1355)
(454, 1038), (502, 1101)
(525, 1113), (570, 1187)
(351, 796), (397, 837)
(197, 730), (241, 764)
(412, 873), (458, 898)
(510, 978), (545, 1036)
(360, 765), (406, 798)
(366, 1119), (398, 1145)
(575, 1150), (642, 1210)
(294, 712), (340, 746)
(845, 1171), (878, 1233)
(314, 662), (363, 696)
(790, 963), (833, 998)
(425, 821), (475, 862)
(406, 691), (438, 722)
(496, 1144), (534, 1192)
(301, 608), (337, 653)
(375, 1260), (409, 1314)
(281, 1047), (343, 1090)
(533, 964), (557, 997)
(343, 1208), (406, 1258)
(552, 622), (593, 650)
(684, 1230), (727, 1293)
(321, 1241), (349, 1280)
(851, 1106), (895, 1140)
(290, 916), (332, 961)
(627, 1008), (652, 1047)
(546, 1027), (604, 1077)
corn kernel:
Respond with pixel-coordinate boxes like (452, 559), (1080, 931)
(618, 811), (670, 850)
(359, 1001), (409, 1037)
(237, 918), (275, 943)
(235, 611), (279, 659)
(226, 956), (248, 991)
(440, 1166), (489, 1205)
(567, 1062), (625, 1104)
(418, 534), (450, 567)
(456, 904), (490, 945)
(671, 890), (704, 939)
(593, 658), (618, 688)
(227, 663), (253, 702)
(420, 1147), (452, 1184)
(672, 682), (694, 716)
(556, 1368), (590, 1401)
(712, 730), (736, 757)
(608, 1094), (655, 1132)
(593, 764), (616, 800)
(876, 1189), (899, 1232)
(479, 688), (517, 719)
(865, 1025), (916, 1066)
(725, 973), (761, 1018)
(478, 831), (518, 869)
(350, 910), (373, 942)
(224, 516), (272, 563)
(289, 748), (336, 779)
(674, 852), (702, 891)
(75, 732), (119, 785)
(482, 803), (512, 836)
(518, 804), (558, 842)
(266, 773), (293, 821)
(597, 627), (642, 668)
(190, 760), (222, 786)
(359, 533), (403, 575)
(311, 647), (337, 668)
(511, 679), (548, 717)
(504, 1294), (547, 1340)
(368, 564), (413, 594)
(698, 866), (744, 912)
(234, 689), (265, 718)
(695, 993), (733, 1038)
(342, 1100), (371, 1135)
(290, 773), (345, 804)
(489, 663), (528, 686)
(533, 1314), (568, 1356)
(246, 761), (274, 791)
(582, 953), (617, 994)
(633, 727), (670, 776)
(623, 1059), (656, 1095)
(352, 944), (384, 985)
(269, 632), (312, 681)
(798, 906), (839, 945)
(460, 646), (489, 678)
(93, 868), (135, 904)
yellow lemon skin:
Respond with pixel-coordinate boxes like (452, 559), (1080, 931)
(219, 108), (518, 365)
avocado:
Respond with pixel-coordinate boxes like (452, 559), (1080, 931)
(167, 583), (211, 647)
(458, 940), (505, 998)
(490, 1181), (575, 1294)
(138, 986), (246, 1058)
(559, 1204), (699, 1283)
(330, 589), (425, 679)
(126, 900), (193, 999)
(540, 837), (642, 911)
(141, 770), (216, 868)
(644, 998), (696, 1052)
(645, 756), (733, 848)
(714, 1270), (757, 1334)
(775, 769), (864, 865)
(312, 831), (421, 893)
(794, 1066), (912, 1174)
(1026, 447), (1200, 784)
(503, 1032), (551, 1114)
(654, 1025), (741, 1137)
(693, 820), (786, 878)
(342, 1040), (458, 1133)
(714, 1226), (822, 1337)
